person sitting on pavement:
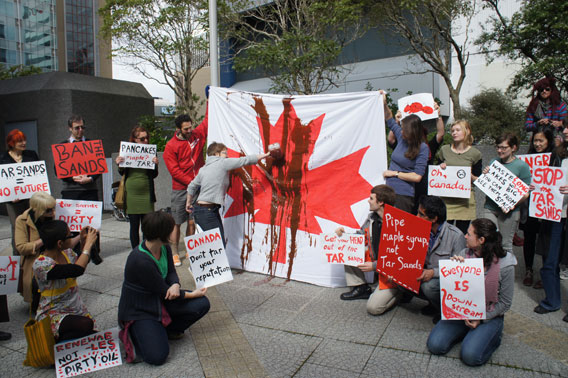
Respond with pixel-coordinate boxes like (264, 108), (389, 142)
(427, 218), (517, 366)
(118, 211), (210, 365)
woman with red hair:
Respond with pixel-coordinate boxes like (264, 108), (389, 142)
(525, 77), (567, 140)
(0, 129), (39, 255)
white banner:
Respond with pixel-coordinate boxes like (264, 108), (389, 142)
(320, 233), (365, 266)
(185, 228), (233, 288)
(55, 199), (103, 232)
(529, 166), (567, 222)
(0, 161), (50, 203)
(517, 153), (551, 176)
(118, 142), (156, 170)
(428, 165), (471, 198)
(209, 87), (386, 287)
(398, 93), (439, 121)
(0, 256), (20, 295)
(474, 161), (529, 213)
(439, 259), (486, 320)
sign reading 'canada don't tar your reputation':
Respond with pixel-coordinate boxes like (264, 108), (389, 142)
(185, 228), (233, 288)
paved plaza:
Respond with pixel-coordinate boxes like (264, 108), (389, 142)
(1, 214), (567, 377)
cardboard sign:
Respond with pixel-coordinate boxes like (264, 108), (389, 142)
(428, 165), (471, 199)
(52, 140), (108, 178)
(0, 256), (20, 295)
(55, 328), (122, 378)
(517, 153), (551, 176)
(0, 161), (50, 203)
(474, 161), (530, 213)
(439, 259), (486, 320)
(376, 205), (431, 294)
(118, 141), (157, 170)
(398, 93), (439, 121)
(320, 233), (365, 267)
(55, 199), (102, 231)
(529, 166), (567, 222)
(185, 228), (233, 288)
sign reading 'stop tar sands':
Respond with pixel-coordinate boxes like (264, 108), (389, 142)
(0, 161), (50, 203)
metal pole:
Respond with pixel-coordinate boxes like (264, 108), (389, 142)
(209, 0), (219, 86)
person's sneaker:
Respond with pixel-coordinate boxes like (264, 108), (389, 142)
(0, 331), (11, 341)
(167, 331), (184, 340)
(533, 280), (544, 289)
(563, 314), (568, 323)
(523, 270), (533, 286)
(560, 268), (568, 280)
(513, 233), (524, 246)
(340, 284), (372, 300)
(534, 305), (557, 314)
(173, 254), (182, 267)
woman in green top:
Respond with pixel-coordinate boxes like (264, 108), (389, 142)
(437, 120), (482, 234)
(115, 126), (159, 248)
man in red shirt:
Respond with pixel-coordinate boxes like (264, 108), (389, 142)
(163, 110), (208, 265)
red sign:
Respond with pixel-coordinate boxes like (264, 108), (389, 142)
(377, 204), (431, 294)
(52, 140), (108, 178)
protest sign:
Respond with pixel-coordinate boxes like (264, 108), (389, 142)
(517, 153), (551, 176)
(55, 328), (122, 378)
(118, 141), (157, 170)
(439, 259), (486, 320)
(55, 199), (102, 231)
(428, 165), (471, 199)
(474, 161), (530, 213)
(185, 228), (233, 288)
(529, 166), (567, 222)
(320, 233), (365, 267)
(398, 93), (439, 121)
(52, 140), (108, 178)
(0, 161), (50, 203)
(0, 256), (20, 295)
(377, 204), (431, 294)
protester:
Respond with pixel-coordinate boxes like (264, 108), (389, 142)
(118, 211), (210, 365)
(380, 91), (429, 213)
(33, 220), (98, 341)
(427, 218), (516, 366)
(0, 129), (40, 255)
(525, 77), (567, 143)
(437, 120), (482, 234)
(186, 143), (269, 245)
(163, 110), (208, 266)
(534, 120), (568, 322)
(335, 185), (396, 314)
(482, 133), (531, 256)
(115, 125), (159, 248)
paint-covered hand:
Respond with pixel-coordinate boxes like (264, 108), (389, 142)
(417, 269), (434, 282)
(165, 283), (181, 300)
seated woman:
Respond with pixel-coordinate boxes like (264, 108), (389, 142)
(118, 211), (210, 365)
(33, 220), (98, 341)
(427, 218), (517, 366)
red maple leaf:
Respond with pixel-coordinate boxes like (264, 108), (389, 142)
(225, 97), (372, 278)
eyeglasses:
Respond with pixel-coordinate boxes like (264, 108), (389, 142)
(65, 234), (74, 240)
(72, 126), (86, 130)
(496, 145), (511, 151)
(136, 136), (149, 141)
(540, 87), (551, 93)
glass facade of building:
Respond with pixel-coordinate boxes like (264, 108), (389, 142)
(65, 0), (94, 75)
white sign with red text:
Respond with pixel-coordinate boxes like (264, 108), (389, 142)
(118, 142), (156, 170)
(0, 161), (50, 203)
(428, 165), (471, 198)
(517, 153), (551, 176)
(439, 259), (486, 320)
(0, 256), (20, 295)
(185, 228), (233, 289)
(320, 233), (365, 267)
(474, 161), (530, 213)
(398, 93), (439, 121)
(55, 199), (102, 232)
(529, 166), (567, 222)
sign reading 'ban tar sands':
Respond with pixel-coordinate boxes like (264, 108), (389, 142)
(0, 161), (50, 203)
(52, 140), (108, 178)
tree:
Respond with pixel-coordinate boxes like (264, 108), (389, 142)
(219, 0), (365, 95)
(0, 64), (42, 80)
(476, 0), (568, 96)
(99, 0), (209, 119)
(367, 0), (478, 119)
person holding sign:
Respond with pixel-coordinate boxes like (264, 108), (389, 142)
(33, 220), (99, 341)
(115, 125), (159, 249)
(437, 120), (482, 234)
(525, 77), (567, 138)
(427, 218), (517, 366)
(482, 133), (531, 256)
(118, 211), (210, 365)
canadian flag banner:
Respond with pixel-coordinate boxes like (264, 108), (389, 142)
(209, 87), (387, 287)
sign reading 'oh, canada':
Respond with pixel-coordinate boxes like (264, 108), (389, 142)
(0, 161), (50, 203)
(320, 233), (365, 267)
(428, 165), (471, 199)
(185, 228), (233, 288)
(119, 142), (157, 170)
(439, 259), (486, 320)
(474, 161), (529, 213)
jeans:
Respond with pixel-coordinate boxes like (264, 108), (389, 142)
(129, 296), (210, 365)
(420, 278), (441, 310)
(483, 209), (520, 254)
(539, 219), (566, 311)
(427, 316), (504, 366)
(193, 204), (225, 245)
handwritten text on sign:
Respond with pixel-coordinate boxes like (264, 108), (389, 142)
(529, 167), (567, 222)
(517, 153), (551, 176)
(55, 327), (122, 378)
(377, 205), (431, 294)
(474, 161), (529, 213)
(55, 199), (102, 231)
(320, 233), (365, 266)
(52, 140), (108, 178)
(0, 161), (50, 203)
(398, 93), (439, 121)
(428, 165), (471, 199)
(439, 259), (486, 320)
(185, 228), (233, 288)
(119, 142), (157, 170)
(0, 256), (20, 295)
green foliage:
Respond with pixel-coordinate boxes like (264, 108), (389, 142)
(461, 88), (525, 144)
(137, 115), (175, 152)
(0, 64), (42, 80)
(477, 0), (568, 95)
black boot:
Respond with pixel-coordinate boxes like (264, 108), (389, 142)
(340, 284), (372, 300)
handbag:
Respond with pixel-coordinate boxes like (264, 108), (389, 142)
(23, 315), (55, 367)
(114, 175), (127, 209)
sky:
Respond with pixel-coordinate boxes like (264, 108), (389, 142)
(112, 61), (176, 104)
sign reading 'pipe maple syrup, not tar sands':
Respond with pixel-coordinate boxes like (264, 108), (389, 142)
(52, 140), (108, 178)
